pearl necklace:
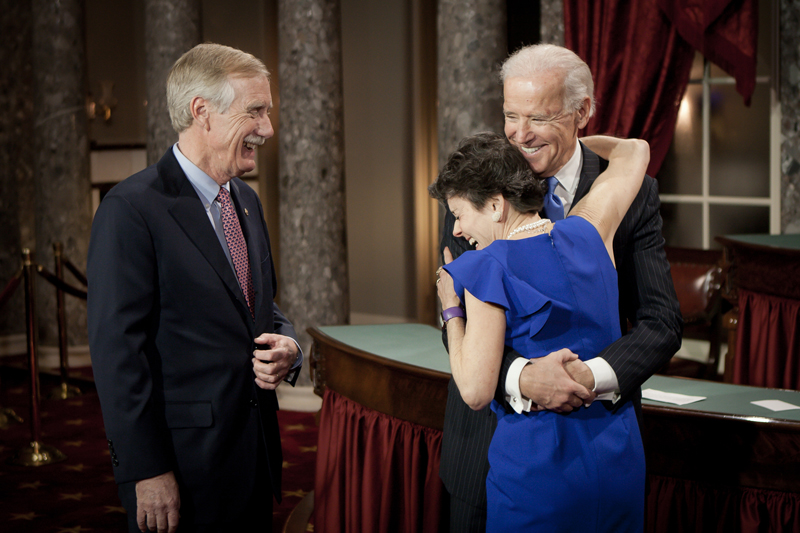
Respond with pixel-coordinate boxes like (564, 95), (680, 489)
(506, 218), (551, 239)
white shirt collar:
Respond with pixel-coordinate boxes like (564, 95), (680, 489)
(552, 140), (583, 206)
(172, 143), (229, 207)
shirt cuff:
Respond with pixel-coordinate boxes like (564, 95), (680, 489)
(281, 339), (303, 384)
(584, 357), (620, 403)
(289, 339), (303, 370)
(504, 357), (534, 414)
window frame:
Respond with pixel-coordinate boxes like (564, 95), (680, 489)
(658, 0), (781, 249)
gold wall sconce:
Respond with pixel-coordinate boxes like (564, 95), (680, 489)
(86, 80), (117, 122)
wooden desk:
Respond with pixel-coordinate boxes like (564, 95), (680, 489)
(717, 234), (800, 387)
(310, 324), (800, 532)
(309, 324), (449, 429)
(642, 376), (800, 491)
(309, 325), (448, 533)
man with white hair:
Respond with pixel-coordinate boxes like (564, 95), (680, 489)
(88, 43), (302, 533)
(438, 44), (682, 531)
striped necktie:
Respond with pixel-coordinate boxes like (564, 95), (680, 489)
(217, 187), (254, 317)
(542, 176), (565, 221)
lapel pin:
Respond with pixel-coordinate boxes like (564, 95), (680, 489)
(244, 208), (249, 216)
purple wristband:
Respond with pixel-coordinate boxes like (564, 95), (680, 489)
(441, 306), (465, 324)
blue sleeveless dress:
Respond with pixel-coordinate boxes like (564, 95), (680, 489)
(444, 216), (645, 533)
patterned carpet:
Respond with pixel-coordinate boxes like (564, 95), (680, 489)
(0, 365), (318, 532)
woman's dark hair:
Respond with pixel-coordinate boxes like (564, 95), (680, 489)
(428, 132), (546, 214)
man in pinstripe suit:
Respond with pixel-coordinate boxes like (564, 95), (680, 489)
(439, 44), (683, 531)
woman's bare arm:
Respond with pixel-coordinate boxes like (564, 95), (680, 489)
(444, 290), (507, 410)
(579, 135), (638, 161)
(569, 137), (650, 262)
(438, 248), (507, 411)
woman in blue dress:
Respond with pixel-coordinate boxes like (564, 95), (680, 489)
(430, 132), (650, 532)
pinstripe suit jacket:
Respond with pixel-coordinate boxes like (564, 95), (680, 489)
(438, 141), (683, 508)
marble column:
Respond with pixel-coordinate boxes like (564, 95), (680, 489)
(31, 0), (92, 346)
(540, 0), (565, 46)
(0, 0), (33, 340)
(437, 0), (506, 169)
(277, 0), (349, 386)
(144, 0), (201, 165)
(780, 0), (800, 233)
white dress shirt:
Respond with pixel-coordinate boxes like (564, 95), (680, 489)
(504, 141), (620, 413)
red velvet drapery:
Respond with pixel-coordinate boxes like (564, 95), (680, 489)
(564, 0), (759, 177)
(313, 389), (446, 533)
(657, 0), (759, 105)
(312, 387), (800, 532)
(734, 289), (800, 389)
(646, 475), (800, 533)
(564, 0), (695, 177)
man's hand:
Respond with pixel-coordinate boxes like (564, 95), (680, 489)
(519, 349), (595, 413)
(135, 471), (180, 533)
(564, 359), (595, 390)
(565, 358), (597, 407)
(253, 333), (298, 390)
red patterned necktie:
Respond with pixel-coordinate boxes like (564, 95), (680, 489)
(216, 187), (254, 317)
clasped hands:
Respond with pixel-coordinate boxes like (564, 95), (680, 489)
(520, 349), (597, 413)
(253, 333), (298, 390)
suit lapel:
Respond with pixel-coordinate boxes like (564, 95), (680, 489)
(160, 151), (253, 322)
(574, 141), (627, 259)
(574, 141), (600, 204)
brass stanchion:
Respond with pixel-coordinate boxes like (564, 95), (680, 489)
(48, 242), (80, 400)
(8, 249), (66, 466)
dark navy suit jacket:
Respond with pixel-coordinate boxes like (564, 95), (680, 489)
(439, 142), (683, 508)
(87, 148), (298, 523)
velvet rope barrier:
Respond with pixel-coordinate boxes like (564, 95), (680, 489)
(35, 265), (87, 300)
(23, 244), (87, 399)
(8, 249), (66, 466)
(3, 243), (90, 462)
(62, 256), (87, 288)
(0, 267), (23, 310)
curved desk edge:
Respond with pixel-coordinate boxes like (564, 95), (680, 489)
(308, 326), (450, 430)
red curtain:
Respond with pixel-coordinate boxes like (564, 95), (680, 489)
(657, 0), (759, 105)
(646, 474), (800, 533)
(564, 0), (759, 177)
(313, 389), (446, 533)
(734, 289), (800, 389)
(564, 0), (696, 177)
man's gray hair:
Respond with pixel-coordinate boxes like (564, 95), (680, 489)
(500, 44), (595, 119)
(167, 43), (270, 134)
